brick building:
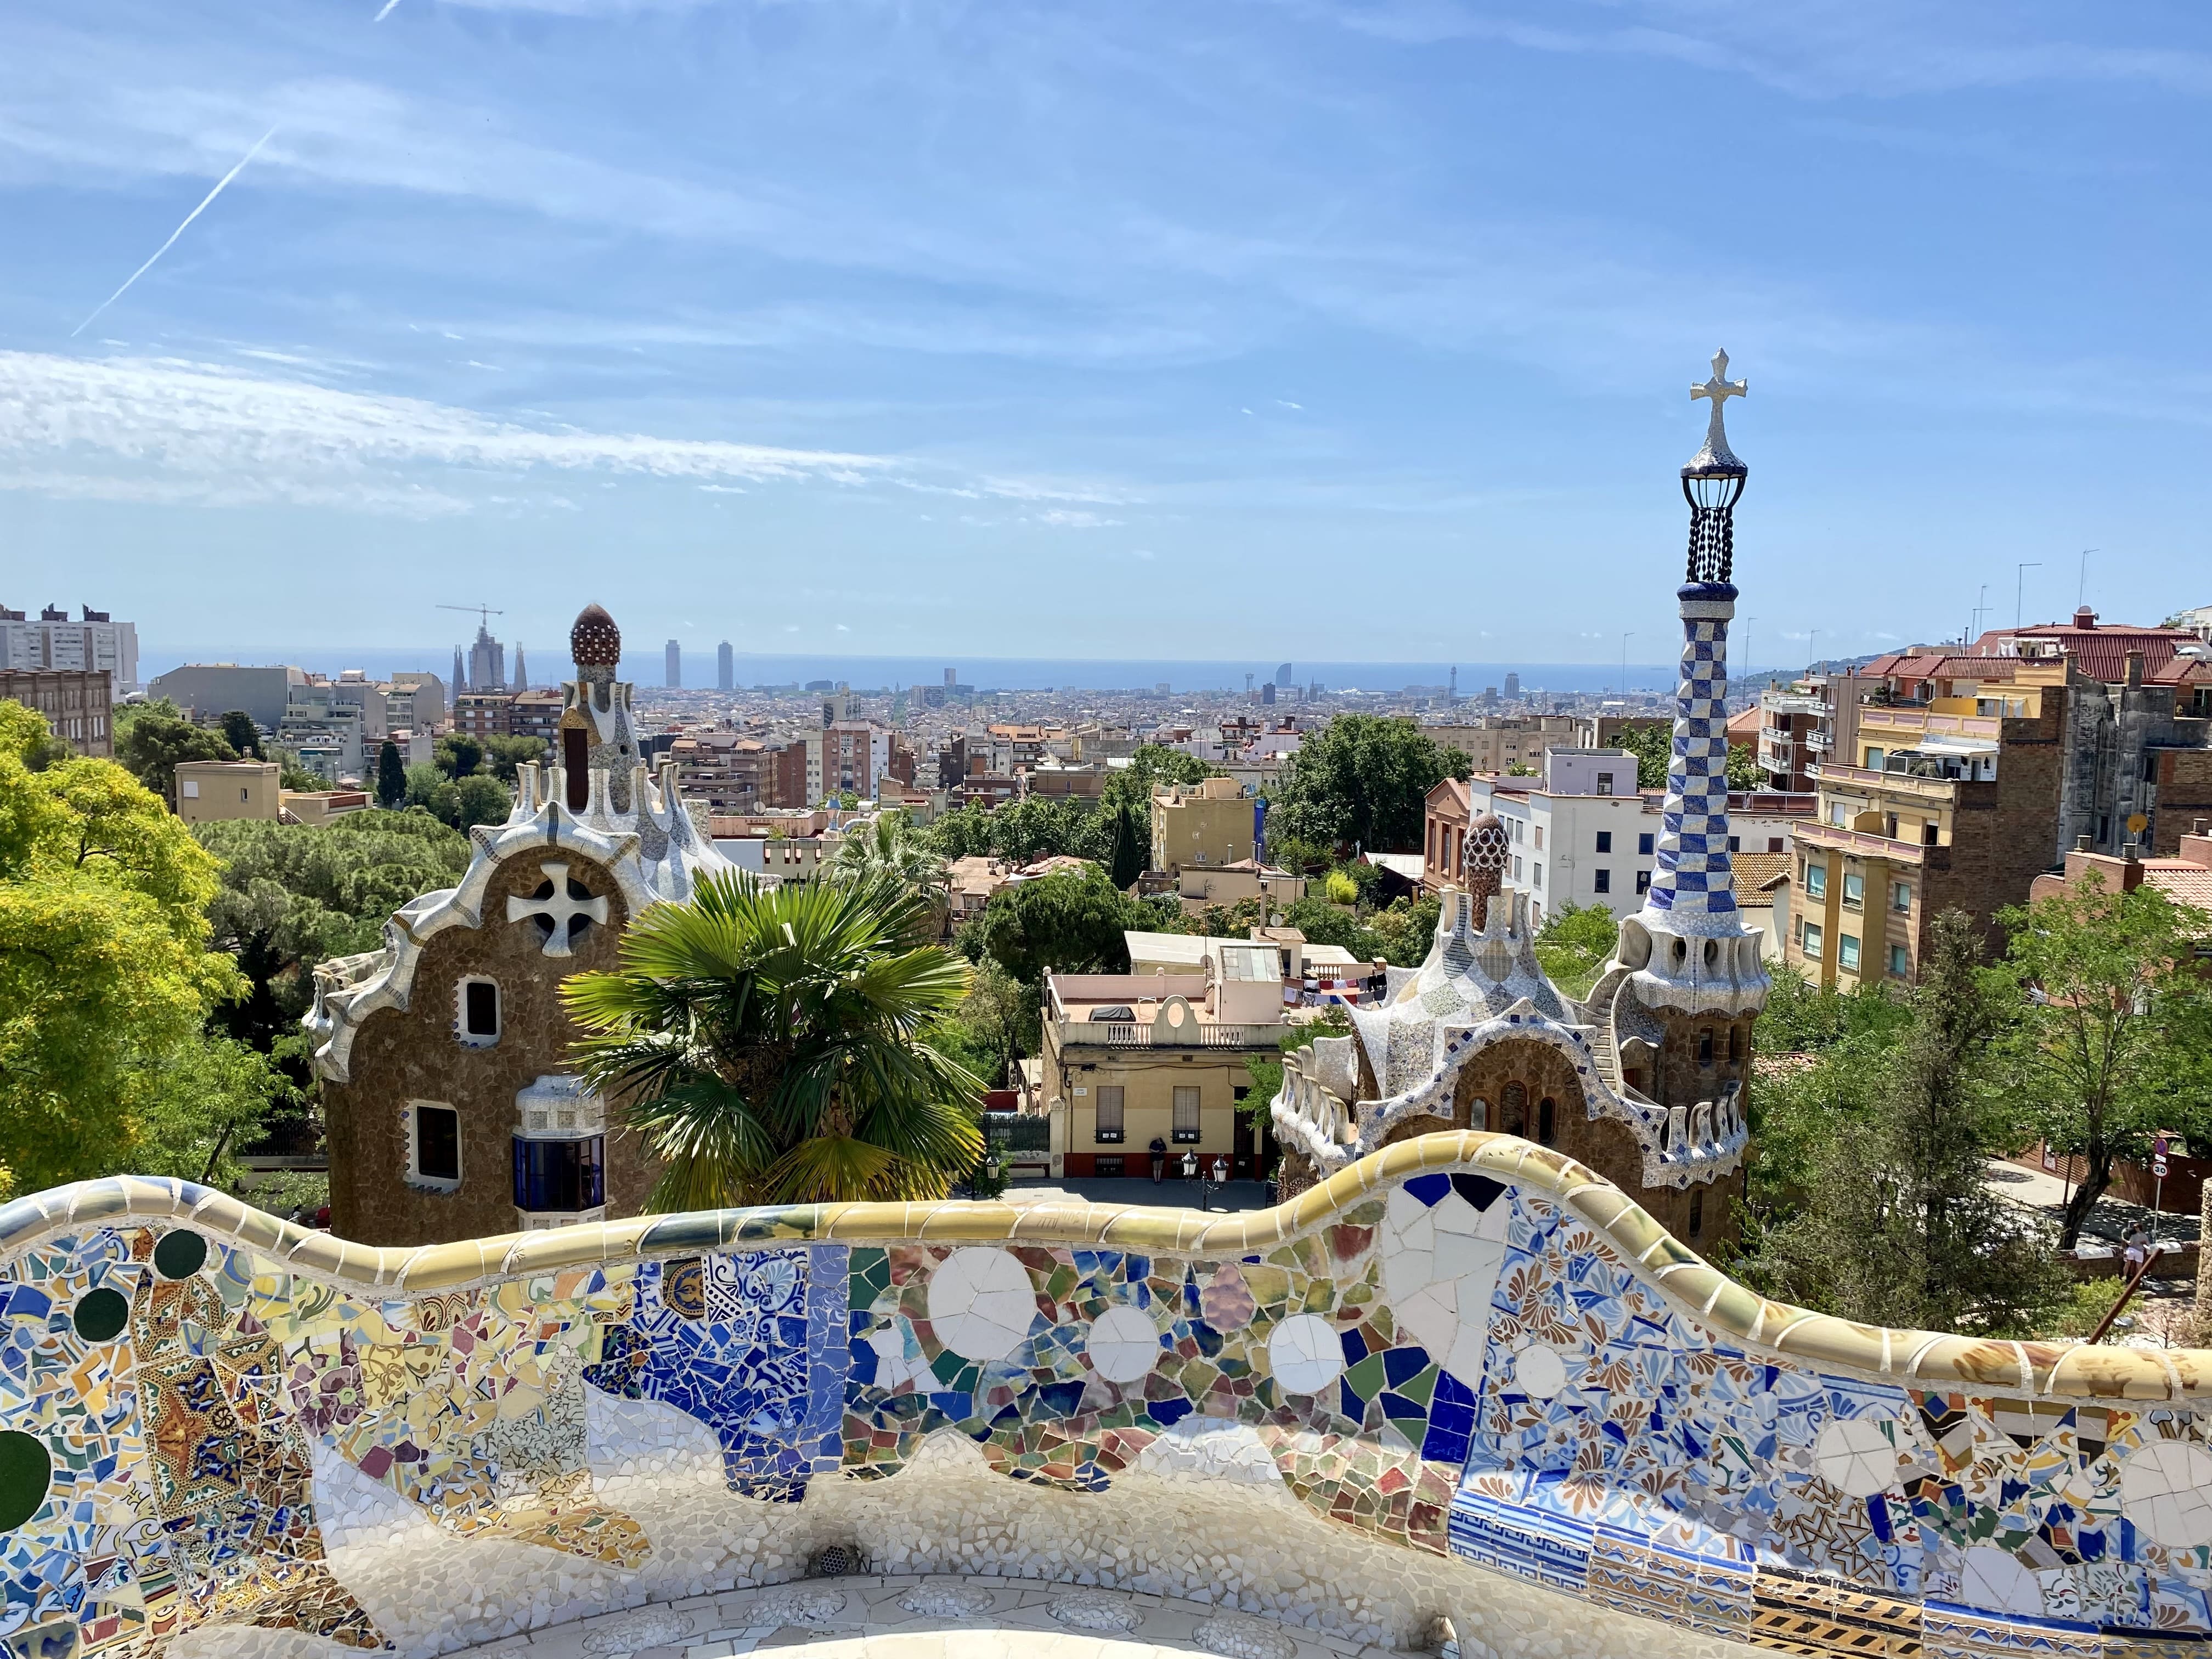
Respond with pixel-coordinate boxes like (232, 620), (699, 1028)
(307, 604), (733, 1245)
(452, 691), (514, 740)
(0, 668), (112, 757)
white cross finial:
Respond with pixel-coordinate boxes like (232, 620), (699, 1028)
(505, 860), (609, 958)
(1691, 348), (1747, 459)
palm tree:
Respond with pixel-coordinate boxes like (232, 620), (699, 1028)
(829, 809), (947, 898)
(562, 870), (985, 1210)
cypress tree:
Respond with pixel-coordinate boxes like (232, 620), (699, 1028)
(376, 739), (407, 809)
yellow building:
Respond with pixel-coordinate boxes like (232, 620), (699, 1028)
(176, 761), (283, 823)
(1042, 941), (1288, 1181)
(1785, 659), (2067, 989)
(1148, 776), (1253, 872)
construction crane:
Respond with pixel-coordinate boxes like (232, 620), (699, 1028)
(437, 603), (505, 630)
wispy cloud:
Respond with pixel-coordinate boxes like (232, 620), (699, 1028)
(0, 350), (894, 515)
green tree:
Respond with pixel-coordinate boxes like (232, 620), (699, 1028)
(1746, 911), (2069, 1332)
(1106, 800), (1144, 890)
(450, 774), (512, 830)
(1281, 894), (1367, 952)
(831, 810), (948, 900)
(1269, 715), (1468, 852)
(269, 747), (321, 792)
(563, 871), (985, 1208)
(1534, 902), (1620, 1001)
(480, 735), (548, 783)
(218, 710), (266, 760)
(1996, 874), (2212, 1247)
(974, 864), (1146, 983)
(949, 956), (1036, 1088)
(114, 699), (236, 808)
(0, 704), (274, 1194)
(1366, 895), (1442, 968)
(196, 810), (472, 1053)
(375, 740), (407, 809)
(1727, 743), (1762, 791)
(434, 733), (485, 778)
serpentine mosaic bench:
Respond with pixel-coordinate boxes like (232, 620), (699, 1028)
(3, 1133), (2210, 1659)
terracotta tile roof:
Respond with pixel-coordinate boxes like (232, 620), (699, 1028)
(1973, 620), (2196, 685)
(1730, 851), (1791, 904)
(2143, 864), (2212, 915)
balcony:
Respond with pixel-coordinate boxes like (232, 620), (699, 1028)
(1859, 707), (2002, 740)
(1804, 730), (1832, 753)
(1058, 1019), (1289, 1049)
(1792, 821), (1929, 864)
(1762, 691), (1828, 716)
(1807, 763), (1959, 803)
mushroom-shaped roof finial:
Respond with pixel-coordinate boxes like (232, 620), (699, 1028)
(570, 603), (621, 668)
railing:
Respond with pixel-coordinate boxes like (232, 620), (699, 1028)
(1059, 1020), (1289, 1049)
(1792, 821), (1930, 862)
(1807, 762), (1959, 801)
(1857, 707), (2002, 738)
(1762, 691), (1827, 716)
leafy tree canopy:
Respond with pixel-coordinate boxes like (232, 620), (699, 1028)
(114, 698), (236, 808)
(218, 710), (266, 760)
(0, 703), (277, 1194)
(1995, 874), (2212, 1246)
(479, 734), (547, 783)
(1268, 715), (1468, 853)
(1741, 911), (2069, 1333)
(974, 864), (1146, 983)
(403, 761), (511, 830)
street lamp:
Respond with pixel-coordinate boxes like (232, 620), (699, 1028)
(1682, 349), (1748, 588)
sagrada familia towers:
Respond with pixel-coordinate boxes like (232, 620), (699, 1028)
(1271, 352), (1772, 1248)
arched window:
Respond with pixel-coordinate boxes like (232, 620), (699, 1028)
(1500, 1082), (1527, 1137)
(1688, 1187), (1705, 1238)
(563, 727), (590, 811)
(1537, 1096), (1556, 1147)
(458, 978), (499, 1046)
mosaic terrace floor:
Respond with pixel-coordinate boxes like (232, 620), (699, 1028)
(439, 1575), (1398, 1659)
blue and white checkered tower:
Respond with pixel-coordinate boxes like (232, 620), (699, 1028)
(1617, 351), (1771, 1019)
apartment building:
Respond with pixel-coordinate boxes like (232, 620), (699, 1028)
(176, 761), (284, 823)
(1041, 942), (1287, 1180)
(0, 605), (139, 692)
(1149, 776), (1255, 872)
(805, 720), (891, 802)
(673, 732), (771, 810)
(1466, 749), (1813, 928)
(0, 668), (113, 757)
(452, 691), (514, 742)
(510, 689), (565, 754)
(1420, 715), (1579, 775)
(1784, 669), (2068, 988)
(277, 685), (366, 781)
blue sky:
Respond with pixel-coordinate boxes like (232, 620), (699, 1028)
(3, 0), (2209, 671)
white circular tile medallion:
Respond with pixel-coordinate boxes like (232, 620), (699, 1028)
(2121, 1438), (2212, 1549)
(1267, 1313), (1345, 1396)
(1086, 1304), (1162, 1384)
(1813, 1417), (1900, 1499)
(1511, 1343), (1567, 1401)
(926, 1248), (1040, 1362)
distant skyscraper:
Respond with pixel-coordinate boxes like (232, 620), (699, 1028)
(1276, 662), (1293, 687)
(1261, 682), (1276, 706)
(665, 639), (682, 689)
(452, 645), (467, 694)
(1504, 671), (1521, 701)
(717, 641), (733, 691)
(1449, 665), (1458, 699)
(467, 623), (504, 692)
(512, 644), (528, 690)
(944, 667), (957, 688)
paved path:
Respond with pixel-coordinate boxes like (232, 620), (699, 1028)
(1006, 1177), (1276, 1213)
(480, 1574), (1395, 1659)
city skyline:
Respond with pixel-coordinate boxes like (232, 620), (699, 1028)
(5, 2), (2211, 659)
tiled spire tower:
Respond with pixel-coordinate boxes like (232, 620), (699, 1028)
(1618, 351), (1770, 1018)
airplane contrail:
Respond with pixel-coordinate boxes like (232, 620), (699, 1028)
(373, 0), (400, 19)
(71, 126), (279, 338)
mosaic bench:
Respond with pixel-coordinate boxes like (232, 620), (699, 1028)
(1, 1133), (2207, 1659)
